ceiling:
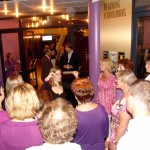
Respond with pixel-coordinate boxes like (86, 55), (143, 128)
(0, 0), (150, 28)
(0, 0), (150, 19)
(0, 0), (88, 18)
(0, 0), (88, 28)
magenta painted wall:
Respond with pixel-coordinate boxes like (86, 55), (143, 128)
(0, 19), (19, 87)
(143, 19), (150, 48)
(0, 57), (4, 86)
(0, 19), (19, 29)
(0, 33), (20, 86)
(2, 33), (20, 62)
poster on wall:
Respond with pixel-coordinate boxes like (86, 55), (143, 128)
(118, 52), (125, 60)
(103, 51), (109, 58)
(109, 51), (118, 63)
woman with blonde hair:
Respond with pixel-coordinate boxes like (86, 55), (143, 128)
(41, 66), (78, 107)
(27, 98), (81, 150)
(6, 74), (24, 95)
(117, 58), (134, 100)
(96, 58), (116, 146)
(109, 70), (137, 150)
(0, 83), (43, 150)
(97, 58), (116, 115)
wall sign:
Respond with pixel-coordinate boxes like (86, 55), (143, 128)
(104, 0), (126, 19)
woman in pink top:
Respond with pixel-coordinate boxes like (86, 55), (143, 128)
(109, 70), (137, 150)
(96, 58), (116, 115)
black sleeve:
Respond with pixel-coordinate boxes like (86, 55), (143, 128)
(60, 52), (68, 70)
(55, 49), (57, 55)
(62, 82), (71, 89)
(40, 82), (49, 90)
(59, 55), (65, 70)
(74, 53), (81, 71)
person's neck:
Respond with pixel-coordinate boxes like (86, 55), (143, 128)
(76, 101), (97, 111)
(53, 80), (60, 86)
(68, 50), (73, 53)
(132, 104), (150, 118)
(102, 71), (111, 78)
(122, 86), (129, 96)
(11, 118), (35, 122)
(77, 101), (92, 106)
(0, 105), (3, 110)
(133, 112), (150, 119)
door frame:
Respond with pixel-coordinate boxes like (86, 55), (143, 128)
(0, 27), (26, 85)
(132, 4), (150, 76)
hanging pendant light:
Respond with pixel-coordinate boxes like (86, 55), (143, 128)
(4, 1), (8, 15)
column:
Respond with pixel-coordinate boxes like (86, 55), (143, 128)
(88, 0), (100, 102)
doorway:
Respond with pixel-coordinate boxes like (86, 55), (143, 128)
(132, 9), (150, 79)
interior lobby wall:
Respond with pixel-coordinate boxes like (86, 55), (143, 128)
(27, 28), (68, 35)
(44, 28), (67, 35)
(143, 18), (150, 48)
(0, 20), (20, 86)
(0, 19), (19, 29)
(100, 0), (132, 59)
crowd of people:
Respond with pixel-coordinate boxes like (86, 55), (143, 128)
(1, 43), (150, 150)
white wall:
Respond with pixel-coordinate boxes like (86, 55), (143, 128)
(100, 0), (132, 59)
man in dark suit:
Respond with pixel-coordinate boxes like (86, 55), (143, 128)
(49, 42), (57, 67)
(60, 43), (80, 107)
(60, 43), (81, 71)
(41, 45), (53, 82)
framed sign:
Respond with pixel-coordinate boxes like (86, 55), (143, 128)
(103, 51), (109, 58)
(118, 52), (125, 60)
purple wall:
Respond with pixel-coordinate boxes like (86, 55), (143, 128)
(2, 33), (20, 62)
(0, 20), (19, 87)
(0, 19), (19, 29)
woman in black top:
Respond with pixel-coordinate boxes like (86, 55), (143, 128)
(40, 67), (78, 107)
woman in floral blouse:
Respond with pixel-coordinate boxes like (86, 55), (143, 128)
(109, 70), (137, 150)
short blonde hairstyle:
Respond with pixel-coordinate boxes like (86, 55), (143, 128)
(38, 98), (77, 144)
(128, 80), (150, 109)
(5, 83), (40, 120)
(71, 78), (94, 104)
(100, 58), (114, 73)
(116, 70), (137, 86)
(6, 75), (24, 95)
